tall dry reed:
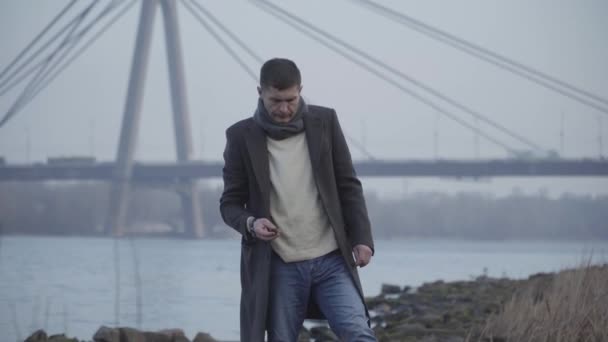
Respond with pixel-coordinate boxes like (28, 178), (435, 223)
(479, 261), (608, 342)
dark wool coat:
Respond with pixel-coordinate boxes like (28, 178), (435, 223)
(219, 105), (374, 342)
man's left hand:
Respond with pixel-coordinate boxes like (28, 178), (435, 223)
(353, 244), (373, 268)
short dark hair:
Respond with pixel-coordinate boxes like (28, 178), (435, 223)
(259, 58), (301, 90)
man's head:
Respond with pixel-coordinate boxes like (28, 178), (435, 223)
(257, 58), (303, 123)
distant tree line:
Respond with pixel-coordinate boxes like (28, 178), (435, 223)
(365, 191), (608, 240)
(0, 182), (606, 240)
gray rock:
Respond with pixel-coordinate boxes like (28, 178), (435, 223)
(418, 313), (443, 328)
(192, 332), (217, 342)
(156, 329), (188, 342)
(93, 326), (119, 342)
(418, 336), (440, 342)
(381, 284), (402, 295)
(48, 334), (78, 342)
(114, 327), (146, 342)
(156, 329), (185, 338)
(25, 330), (47, 342)
(141, 331), (173, 342)
(440, 336), (465, 342)
(93, 326), (185, 342)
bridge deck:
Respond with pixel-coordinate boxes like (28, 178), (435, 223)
(0, 159), (607, 181)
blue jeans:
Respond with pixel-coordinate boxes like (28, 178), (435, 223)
(267, 250), (376, 342)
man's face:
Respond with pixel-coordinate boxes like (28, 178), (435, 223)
(258, 84), (302, 123)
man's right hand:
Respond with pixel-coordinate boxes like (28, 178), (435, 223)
(253, 218), (280, 241)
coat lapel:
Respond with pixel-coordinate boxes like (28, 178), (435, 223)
(304, 113), (323, 177)
(245, 122), (271, 212)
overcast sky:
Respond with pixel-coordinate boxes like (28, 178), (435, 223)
(1, 0), (607, 197)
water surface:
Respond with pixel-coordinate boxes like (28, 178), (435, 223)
(1, 236), (605, 341)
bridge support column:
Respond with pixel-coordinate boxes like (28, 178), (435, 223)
(106, 0), (204, 238)
(106, 0), (158, 237)
(159, 0), (204, 238)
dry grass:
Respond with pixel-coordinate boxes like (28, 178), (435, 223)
(478, 260), (608, 342)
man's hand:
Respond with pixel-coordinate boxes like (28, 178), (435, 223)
(353, 244), (373, 267)
(253, 218), (280, 241)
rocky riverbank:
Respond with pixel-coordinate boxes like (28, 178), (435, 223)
(22, 265), (607, 342)
(290, 273), (530, 342)
(365, 275), (528, 342)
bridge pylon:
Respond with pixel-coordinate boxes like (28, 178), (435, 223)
(106, 0), (204, 238)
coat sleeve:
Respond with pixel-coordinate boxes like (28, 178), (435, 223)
(219, 126), (254, 240)
(329, 110), (374, 253)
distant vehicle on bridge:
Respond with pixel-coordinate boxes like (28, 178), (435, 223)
(46, 156), (96, 165)
(509, 149), (560, 160)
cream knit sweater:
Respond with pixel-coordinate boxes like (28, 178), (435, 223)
(267, 133), (338, 262)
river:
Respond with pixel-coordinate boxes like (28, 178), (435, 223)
(1, 236), (606, 341)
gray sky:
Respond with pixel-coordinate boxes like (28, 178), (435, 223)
(1, 0), (607, 197)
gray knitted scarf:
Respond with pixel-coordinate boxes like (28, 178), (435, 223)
(253, 97), (308, 140)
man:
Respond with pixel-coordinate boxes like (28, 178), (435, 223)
(220, 58), (376, 342)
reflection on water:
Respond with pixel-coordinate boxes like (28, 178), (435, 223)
(0, 236), (606, 341)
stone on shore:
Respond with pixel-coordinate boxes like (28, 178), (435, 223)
(24, 330), (77, 342)
(380, 283), (402, 295)
(90, 326), (214, 342)
(192, 332), (217, 342)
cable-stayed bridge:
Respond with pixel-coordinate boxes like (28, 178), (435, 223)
(1, 0), (607, 238)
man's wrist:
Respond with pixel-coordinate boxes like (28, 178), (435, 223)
(246, 216), (256, 238)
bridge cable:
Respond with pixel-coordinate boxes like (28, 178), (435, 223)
(0, 0), (78, 84)
(352, 0), (608, 115)
(182, 0), (260, 82)
(15, 1), (137, 113)
(0, 1), (129, 128)
(22, 1), (124, 99)
(0, 1), (96, 95)
(253, 0), (539, 153)
(185, 0), (264, 65)
(0, 1), (97, 126)
(252, 0), (520, 154)
(14, 2), (102, 103)
(183, 0), (377, 160)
